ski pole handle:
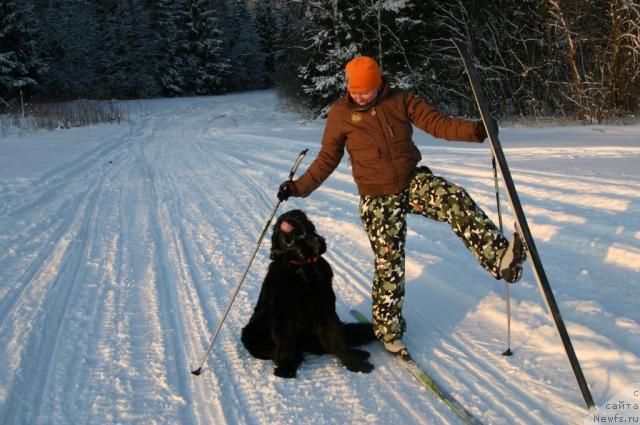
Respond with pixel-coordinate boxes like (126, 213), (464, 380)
(287, 149), (308, 181)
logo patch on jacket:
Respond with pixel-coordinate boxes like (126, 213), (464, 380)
(351, 112), (362, 123)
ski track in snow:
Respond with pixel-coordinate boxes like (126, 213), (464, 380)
(0, 91), (639, 424)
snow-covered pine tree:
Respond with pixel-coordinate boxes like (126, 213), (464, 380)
(95, 0), (160, 98)
(16, 0), (637, 117)
(150, 0), (184, 96)
(270, 0), (306, 101)
(254, 0), (280, 88)
(34, 0), (101, 99)
(219, 0), (264, 91)
(0, 0), (45, 108)
(298, 0), (363, 114)
(171, 0), (231, 95)
(296, 0), (432, 115)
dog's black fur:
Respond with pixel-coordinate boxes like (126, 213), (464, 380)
(241, 209), (375, 378)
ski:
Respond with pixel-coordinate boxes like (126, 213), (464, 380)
(451, 39), (595, 410)
(350, 309), (483, 425)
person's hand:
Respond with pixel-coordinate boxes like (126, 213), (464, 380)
(277, 180), (298, 201)
(474, 121), (487, 141)
(474, 117), (498, 142)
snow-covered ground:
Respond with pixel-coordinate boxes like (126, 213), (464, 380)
(0, 91), (638, 424)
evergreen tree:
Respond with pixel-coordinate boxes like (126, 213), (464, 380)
(269, 0), (305, 98)
(295, 0), (431, 114)
(95, 0), (160, 98)
(150, 0), (183, 95)
(221, 0), (264, 91)
(297, 0), (363, 113)
(13, 0), (639, 119)
(35, 0), (100, 99)
(187, 0), (230, 94)
(254, 0), (280, 88)
(0, 0), (45, 107)
(168, 0), (230, 95)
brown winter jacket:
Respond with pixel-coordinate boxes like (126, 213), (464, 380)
(295, 83), (484, 197)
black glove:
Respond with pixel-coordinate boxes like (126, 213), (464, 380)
(277, 180), (297, 201)
(474, 117), (498, 142)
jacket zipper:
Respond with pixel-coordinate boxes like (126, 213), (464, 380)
(386, 125), (394, 138)
(371, 106), (400, 190)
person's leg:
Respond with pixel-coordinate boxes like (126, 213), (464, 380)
(408, 168), (508, 278)
(359, 191), (408, 343)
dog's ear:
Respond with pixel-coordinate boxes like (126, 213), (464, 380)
(271, 216), (285, 256)
(297, 210), (318, 235)
(317, 234), (327, 255)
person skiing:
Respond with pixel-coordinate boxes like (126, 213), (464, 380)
(277, 55), (526, 358)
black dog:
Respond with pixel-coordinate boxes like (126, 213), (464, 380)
(241, 210), (375, 378)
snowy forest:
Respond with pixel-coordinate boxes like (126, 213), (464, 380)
(2, 0), (640, 121)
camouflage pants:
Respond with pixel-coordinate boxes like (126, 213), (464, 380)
(359, 167), (508, 342)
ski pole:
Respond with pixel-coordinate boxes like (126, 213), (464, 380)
(191, 148), (308, 376)
(492, 155), (513, 356)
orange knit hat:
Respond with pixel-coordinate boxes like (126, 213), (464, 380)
(345, 56), (382, 93)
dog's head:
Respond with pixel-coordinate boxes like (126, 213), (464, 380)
(270, 210), (326, 264)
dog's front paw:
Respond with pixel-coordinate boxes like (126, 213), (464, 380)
(349, 348), (371, 360)
(274, 366), (297, 379)
(343, 351), (374, 374)
(345, 359), (374, 374)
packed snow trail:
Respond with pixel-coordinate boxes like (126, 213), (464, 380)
(0, 92), (639, 424)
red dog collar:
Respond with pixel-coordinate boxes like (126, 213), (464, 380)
(288, 256), (319, 266)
